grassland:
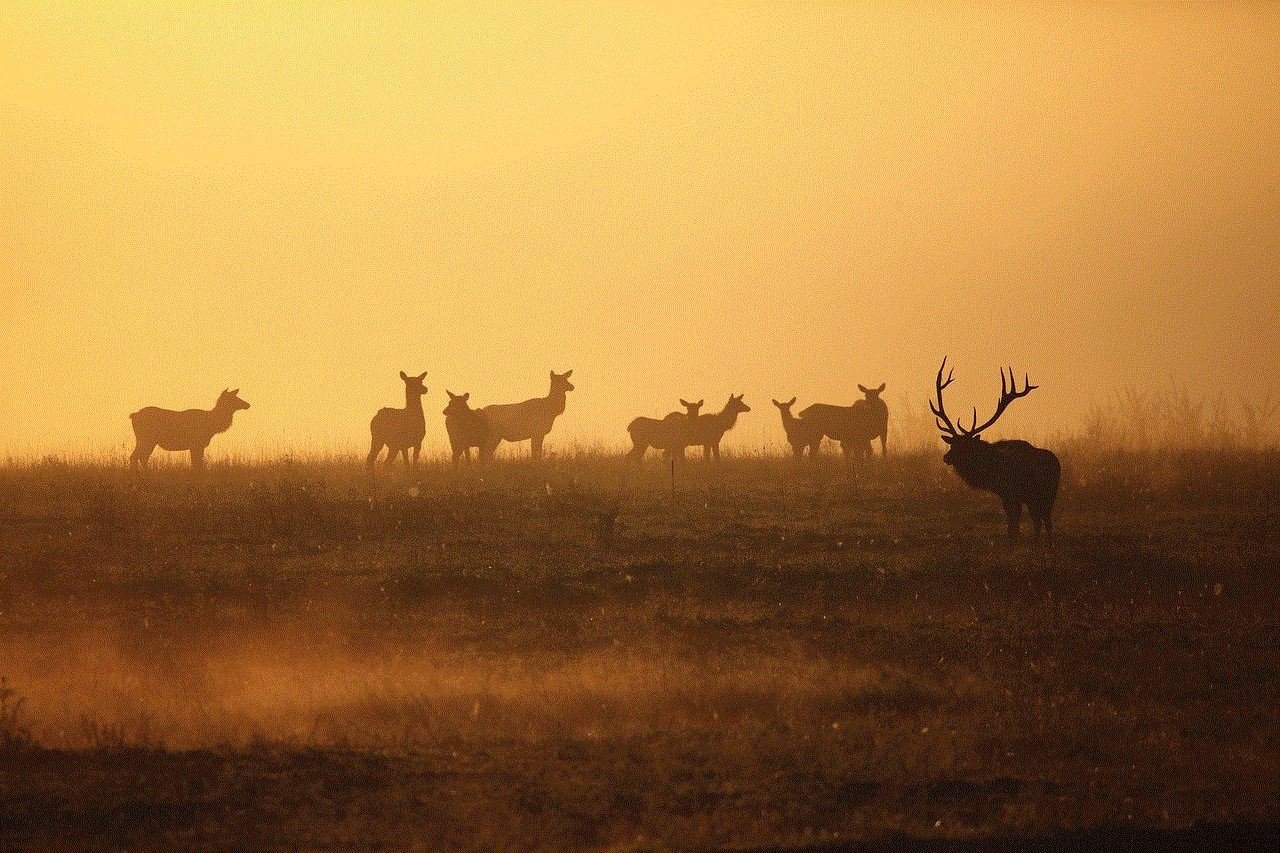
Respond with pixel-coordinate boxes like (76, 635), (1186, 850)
(0, 447), (1276, 851)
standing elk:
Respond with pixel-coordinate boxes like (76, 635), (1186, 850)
(129, 388), (250, 470)
(367, 370), (428, 471)
(688, 394), (751, 462)
(479, 369), (574, 462)
(772, 397), (822, 459)
(443, 390), (489, 467)
(798, 398), (873, 460)
(930, 358), (1060, 545)
(626, 398), (702, 463)
(858, 383), (889, 457)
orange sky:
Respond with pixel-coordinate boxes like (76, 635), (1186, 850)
(2, 2), (1277, 457)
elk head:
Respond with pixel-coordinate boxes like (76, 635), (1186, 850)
(399, 370), (428, 396)
(930, 358), (1037, 470)
(551, 369), (575, 394)
(218, 388), (250, 411)
(443, 390), (470, 416)
(725, 393), (751, 415)
(858, 383), (886, 401)
(772, 397), (797, 412)
(680, 398), (704, 417)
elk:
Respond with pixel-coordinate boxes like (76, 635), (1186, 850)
(367, 370), (428, 471)
(798, 399), (874, 459)
(858, 383), (889, 457)
(443, 390), (489, 466)
(930, 358), (1060, 545)
(772, 397), (822, 458)
(626, 398), (702, 463)
(479, 369), (574, 462)
(129, 388), (250, 470)
(688, 394), (751, 461)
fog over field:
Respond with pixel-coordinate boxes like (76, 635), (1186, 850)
(2, 2), (1277, 457)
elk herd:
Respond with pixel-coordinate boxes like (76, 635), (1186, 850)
(127, 360), (1061, 543)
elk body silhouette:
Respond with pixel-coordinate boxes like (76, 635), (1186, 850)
(772, 397), (822, 459)
(930, 358), (1060, 545)
(798, 383), (887, 459)
(626, 398), (703, 462)
(443, 390), (489, 466)
(479, 370), (574, 462)
(367, 371), (428, 471)
(688, 394), (751, 461)
(129, 388), (250, 470)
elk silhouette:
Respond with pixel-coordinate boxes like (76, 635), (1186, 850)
(772, 397), (822, 459)
(688, 394), (751, 461)
(367, 370), (428, 471)
(798, 396), (875, 459)
(479, 370), (574, 462)
(443, 390), (489, 466)
(626, 398), (703, 463)
(129, 388), (250, 470)
(858, 383), (889, 456)
(930, 358), (1060, 545)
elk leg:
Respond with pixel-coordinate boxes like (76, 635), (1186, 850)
(190, 446), (205, 470)
(131, 443), (154, 470)
(412, 444), (421, 469)
(880, 434), (887, 457)
(530, 434), (544, 462)
(366, 439), (383, 470)
(1003, 498), (1022, 543)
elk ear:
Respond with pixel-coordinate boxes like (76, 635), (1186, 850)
(400, 371), (408, 381)
(230, 389), (239, 396)
(940, 434), (955, 445)
(858, 384), (869, 393)
(772, 399), (782, 408)
(563, 369), (573, 378)
(418, 371), (428, 380)
(696, 399), (703, 407)
(447, 390), (457, 399)
(462, 392), (469, 401)
(876, 383), (885, 393)
(786, 397), (795, 407)
(680, 399), (692, 407)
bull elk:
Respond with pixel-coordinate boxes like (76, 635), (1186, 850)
(129, 388), (250, 470)
(930, 358), (1060, 545)
(367, 370), (428, 470)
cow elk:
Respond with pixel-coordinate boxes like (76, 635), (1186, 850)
(772, 397), (822, 459)
(858, 383), (889, 457)
(129, 388), (250, 470)
(627, 398), (703, 463)
(443, 390), (489, 467)
(367, 370), (428, 471)
(798, 399), (873, 460)
(479, 370), (574, 462)
(930, 358), (1060, 545)
(688, 394), (751, 462)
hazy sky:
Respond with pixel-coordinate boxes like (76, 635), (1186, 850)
(3, 2), (1277, 457)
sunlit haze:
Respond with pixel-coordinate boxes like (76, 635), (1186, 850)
(3, 2), (1277, 457)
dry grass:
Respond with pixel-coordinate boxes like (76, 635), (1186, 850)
(0, 446), (1276, 850)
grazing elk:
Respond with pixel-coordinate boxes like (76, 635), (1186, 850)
(130, 388), (250, 470)
(479, 370), (574, 462)
(858, 383), (889, 457)
(443, 390), (489, 467)
(772, 397), (822, 459)
(930, 358), (1060, 545)
(367, 370), (428, 471)
(626, 398), (703, 463)
(688, 394), (751, 462)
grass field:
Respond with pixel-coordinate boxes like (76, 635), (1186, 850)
(0, 447), (1277, 850)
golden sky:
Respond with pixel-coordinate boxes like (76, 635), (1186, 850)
(2, 2), (1277, 456)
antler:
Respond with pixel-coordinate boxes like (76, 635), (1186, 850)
(964, 366), (1038, 436)
(929, 357), (959, 437)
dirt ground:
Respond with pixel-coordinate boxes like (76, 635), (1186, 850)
(1, 451), (1276, 850)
